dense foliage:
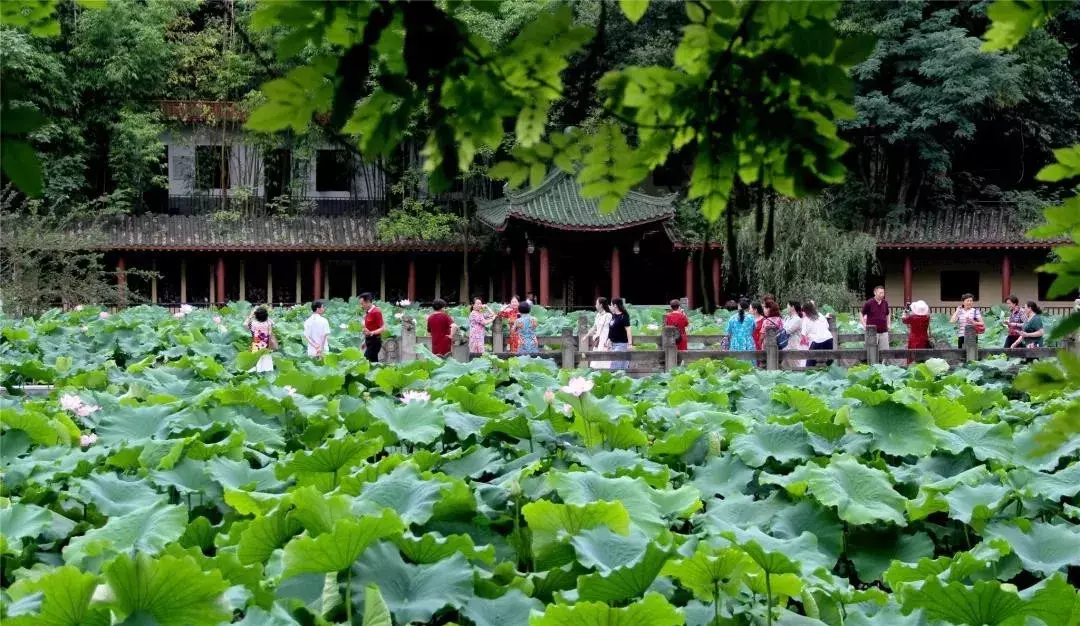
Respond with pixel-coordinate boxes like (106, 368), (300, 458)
(1, 305), (1079, 625)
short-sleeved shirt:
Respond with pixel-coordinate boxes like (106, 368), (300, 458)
(1006, 307), (1026, 337)
(955, 307), (981, 337)
(861, 298), (890, 333)
(663, 311), (690, 350)
(364, 306), (384, 333)
(609, 312), (630, 344)
(303, 314), (330, 357)
(427, 311), (454, 356)
(1022, 314), (1044, 347)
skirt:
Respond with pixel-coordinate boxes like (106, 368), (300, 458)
(249, 353), (274, 373)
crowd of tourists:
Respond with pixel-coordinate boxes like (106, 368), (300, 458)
(239, 286), (1048, 372)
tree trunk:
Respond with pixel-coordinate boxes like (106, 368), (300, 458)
(895, 151), (912, 206)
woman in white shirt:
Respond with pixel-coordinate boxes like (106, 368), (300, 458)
(783, 301), (807, 368)
(584, 297), (612, 369)
(802, 301), (833, 367)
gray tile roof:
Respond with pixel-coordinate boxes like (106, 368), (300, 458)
(868, 205), (1066, 249)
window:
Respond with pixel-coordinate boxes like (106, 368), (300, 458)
(940, 271), (980, 301)
(1038, 272), (1078, 301)
(264, 149), (291, 200)
(315, 150), (351, 192)
(195, 145), (230, 190)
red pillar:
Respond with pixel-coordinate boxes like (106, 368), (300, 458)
(523, 248), (533, 297)
(313, 257), (322, 301)
(117, 257), (127, 305)
(611, 246), (621, 297)
(903, 254), (913, 304)
(684, 252), (695, 309)
(511, 257), (519, 298)
(712, 254), (722, 308)
(1002, 254), (1012, 301)
(215, 257), (226, 305)
(539, 246), (550, 306)
(407, 259), (417, 302)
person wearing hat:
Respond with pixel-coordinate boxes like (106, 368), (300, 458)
(902, 300), (931, 364)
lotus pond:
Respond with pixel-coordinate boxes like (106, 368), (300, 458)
(0, 305), (1078, 625)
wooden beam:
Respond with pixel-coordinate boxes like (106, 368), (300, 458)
(903, 254), (913, 304)
(684, 253), (694, 309)
(313, 257), (322, 301)
(407, 258), (417, 302)
(611, 246), (621, 298)
(150, 259), (158, 303)
(295, 260), (302, 304)
(117, 257), (127, 306)
(711, 254), (721, 307)
(267, 262), (273, 304)
(350, 260), (357, 298)
(523, 248), (533, 298)
(216, 257), (225, 305)
(1001, 254), (1012, 301)
(539, 246), (550, 306)
(180, 259), (187, 303)
(238, 260), (246, 302)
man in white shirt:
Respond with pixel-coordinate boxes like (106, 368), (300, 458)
(303, 300), (330, 359)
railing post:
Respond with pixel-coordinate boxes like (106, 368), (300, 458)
(866, 327), (879, 365)
(452, 330), (469, 362)
(561, 327), (576, 370)
(964, 324), (978, 363)
(400, 315), (416, 363)
(383, 337), (400, 364)
(492, 316), (504, 354)
(577, 313), (590, 366)
(663, 325), (679, 372)
(827, 314), (837, 341)
(765, 326), (780, 370)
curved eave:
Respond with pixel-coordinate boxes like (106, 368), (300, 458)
(501, 210), (675, 232)
(876, 241), (1065, 250)
(98, 243), (478, 253)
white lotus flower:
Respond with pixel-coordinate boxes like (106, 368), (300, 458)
(402, 390), (430, 403)
(81, 325), (89, 332)
(283, 385), (297, 396)
(79, 433), (98, 447)
(179, 304), (194, 315)
(60, 394), (83, 411)
(173, 312), (184, 319)
(339, 323), (348, 330)
(543, 390), (555, 403)
(98, 311), (110, 319)
(560, 376), (594, 397)
(398, 299), (412, 307)
(76, 404), (99, 417)
(561, 403), (573, 416)
(74, 305), (84, 311)
(647, 323), (660, 332)
(394, 313), (404, 320)
(212, 315), (222, 324)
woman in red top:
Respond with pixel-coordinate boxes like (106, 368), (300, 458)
(901, 300), (931, 362)
(426, 299), (457, 357)
(497, 296), (521, 354)
(663, 299), (690, 350)
(753, 299), (784, 350)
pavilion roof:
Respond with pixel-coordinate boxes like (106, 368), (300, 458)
(476, 170), (676, 232)
(868, 205), (1067, 250)
(100, 214), (473, 252)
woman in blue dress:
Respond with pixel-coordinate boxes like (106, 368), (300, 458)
(514, 301), (540, 355)
(725, 298), (756, 354)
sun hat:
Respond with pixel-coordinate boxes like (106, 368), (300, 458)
(910, 300), (929, 316)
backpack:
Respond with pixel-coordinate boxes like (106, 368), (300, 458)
(769, 318), (790, 349)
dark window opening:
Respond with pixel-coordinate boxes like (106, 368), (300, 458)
(264, 149), (292, 200)
(196, 145), (230, 190)
(315, 150), (351, 192)
(1038, 272), (1078, 301)
(940, 271), (980, 301)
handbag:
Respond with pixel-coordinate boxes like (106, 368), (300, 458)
(973, 311), (985, 334)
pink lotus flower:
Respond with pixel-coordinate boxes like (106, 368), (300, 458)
(402, 390), (430, 403)
(74, 305), (84, 312)
(283, 386), (297, 396)
(212, 315), (222, 324)
(560, 376), (594, 397)
(98, 311), (110, 319)
(60, 394), (83, 411)
(543, 390), (555, 403)
(76, 404), (100, 417)
(561, 403), (573, 416)
(79, 433), (98, 447)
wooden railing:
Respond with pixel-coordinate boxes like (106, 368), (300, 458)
(389, 313), (1065, 373)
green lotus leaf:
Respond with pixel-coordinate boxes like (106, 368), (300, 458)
(529, 592), (682, 626)
(936, 421), (1014, 462)
(207, 457), (286, 492)
(647, 426), (703, 459)
(101, 552), (230, 626)
(95, 404), (177, 444)
(286, 486), (353, 536)
(847, 529), (934, 583)
(0, 503), (53, 554)
(368, 396), (446, 444)
(275, 369), (345, 397)
(769, 500), (844, 565)
(691, 455), (755, 498)
(444, 384), (511, 417)
(277, 435), (382, 490)
(0, 405), (79, 446)
(574, 449), (668, 484)
(944, 482), (1009, 529)
(576, 540), (674, 603)
(1008, 462), (1080, 502)
(701, 492), (790, 533)
(351, 542), (474, 624)
(660, 543), (752, 601)
(901, 578), (1029, 626)
(442, 407), (488, 439)
(236, 508), (303, 566)
(441, 445), (502, 479)
(924, 395), (974, 428)
(63, 503), (187, 569)
(523, 500), (631, 565)
(362, 583), (393, 626)
(4, 565), (106, 626)
(849, 400), (937, 457)
(805, 455), (907, 526)
(149, 458), (218, 496)
(463, 589), (543, 626)
(354, 463), (449, 525)
(395, 530), (496, 564)
(721, 526), (835, 577)
(1020, 574), (1080, 626)
(549, 471), (699, 535)
(730, 422), (814, 467)
(281, 510), (404, 579)
(985, 521), (1080, 577)
(570, 526), (651, 571)
(73, 473), (168, 516)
